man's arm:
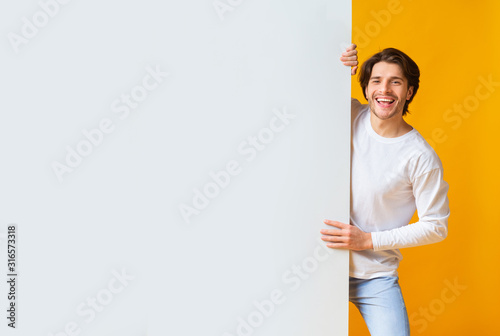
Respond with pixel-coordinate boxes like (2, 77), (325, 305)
(371, 167), (450, 250)
(321, 169), (449, 252)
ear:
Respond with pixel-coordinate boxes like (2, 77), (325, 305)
(406, 86), (414, 100)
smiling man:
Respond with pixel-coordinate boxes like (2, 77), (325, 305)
(320, 45), (450, 335)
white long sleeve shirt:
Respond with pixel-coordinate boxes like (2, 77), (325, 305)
(350, 98), (450, 279)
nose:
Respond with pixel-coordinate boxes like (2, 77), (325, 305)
(379, 80), (392, 94)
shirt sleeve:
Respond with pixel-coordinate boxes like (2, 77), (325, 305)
(371, 167), (450, 250)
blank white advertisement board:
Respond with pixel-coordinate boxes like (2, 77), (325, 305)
(0, 1), (351, 335)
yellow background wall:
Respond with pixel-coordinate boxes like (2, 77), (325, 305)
(350, 0), (500, 335)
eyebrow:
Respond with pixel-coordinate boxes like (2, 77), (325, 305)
(370, 76), (405, 80)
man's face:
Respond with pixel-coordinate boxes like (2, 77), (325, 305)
(365, 61), (414, 120)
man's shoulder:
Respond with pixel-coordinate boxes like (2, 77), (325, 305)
(405, 130), (444, 178)
(351, 97), (367, 111)
(351, 97), (368, 123)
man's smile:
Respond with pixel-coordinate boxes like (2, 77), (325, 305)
(374, 96), (396, 108)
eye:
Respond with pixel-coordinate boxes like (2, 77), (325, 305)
(392, 81), (401, 85)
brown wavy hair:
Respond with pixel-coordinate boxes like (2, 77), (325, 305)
(359, 48), (420, 116)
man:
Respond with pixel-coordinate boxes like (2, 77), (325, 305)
(320, 44), (450, 335)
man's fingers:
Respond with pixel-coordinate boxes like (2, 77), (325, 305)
(340, 45), (358, 74)
(340, 54), (358, 67)
(321, 229), (343, 236)
(345, 43), (357, 52)
(340, 53), (357, 60)
(341, 49), (357, 56)
(323, 219), (348, 229)
(341, 61), (358, 67)
(340, 57), (357, 63)
(321, 235), (346, 242)
(340, 54), (357, 61)
(326, 243), (349, 249)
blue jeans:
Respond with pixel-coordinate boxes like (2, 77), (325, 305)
(349, 276), (410, 336)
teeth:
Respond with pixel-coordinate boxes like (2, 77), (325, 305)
(376, 98), (394, 102)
